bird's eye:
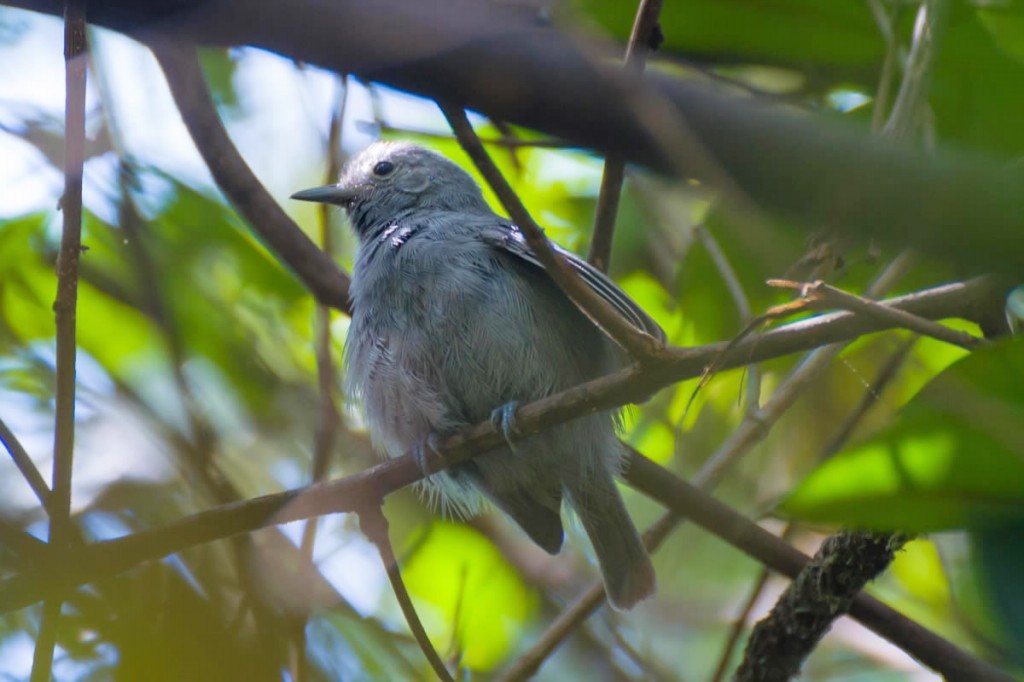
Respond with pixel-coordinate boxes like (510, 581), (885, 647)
(373, 161), (395, 176)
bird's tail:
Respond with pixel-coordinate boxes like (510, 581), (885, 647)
(566, 467), (655, 610)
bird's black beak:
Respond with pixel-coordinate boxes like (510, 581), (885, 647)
(290, 184), (357, 206)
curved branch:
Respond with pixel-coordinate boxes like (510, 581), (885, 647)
(361, 507), (456, 682)
(151, 41), (352, 313)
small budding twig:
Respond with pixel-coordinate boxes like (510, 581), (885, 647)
(769, 278), (988, 350)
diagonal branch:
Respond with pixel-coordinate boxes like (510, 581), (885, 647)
(440, 103), (662, 359)
(361, 506), (456, 682)
(734, 532), (911, 682)
(587, 0), (664, 272)
(772, 278), (987, 351)
(151, 41), (353, 314)
(0, 417), (52, 512)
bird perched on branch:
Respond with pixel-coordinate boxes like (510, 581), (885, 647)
(293, 141), (662, 609)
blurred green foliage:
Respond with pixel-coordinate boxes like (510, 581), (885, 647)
(783, 339), (1024, 531)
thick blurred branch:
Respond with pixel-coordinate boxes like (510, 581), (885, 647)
(151, 41), (352, 314)
(4, 0), (1024, 274)
(734, 532), (910, 682)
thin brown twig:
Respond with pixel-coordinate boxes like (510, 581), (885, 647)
(690, 251), (913, 408)
(696, 245), (912, 485)
(693, 224), (762, 414)
(497, 507), (680, 681)
(293, 76), (348, 682)
(497, 581), (603, 681)
(769, 278), (988, 351)
(0, 417), (52, 511)
(151, 41), (352, 314)
(709, 562), (774, 682)
(440, 103), (661, 360)
(360, 506), (456, 682)
(31, 3), (86, 680)
(588, 0), (664, 272)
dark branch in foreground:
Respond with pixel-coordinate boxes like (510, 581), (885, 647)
(735, 531), (909, 682)
(0, 279), (1012, 681)
(4, 0), (1024, 275)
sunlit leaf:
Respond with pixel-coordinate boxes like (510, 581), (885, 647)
(782, 339), (1024, 531)
(400, 521), (537, 671)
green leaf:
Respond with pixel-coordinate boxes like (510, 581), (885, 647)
(782, 338), (1024, 532)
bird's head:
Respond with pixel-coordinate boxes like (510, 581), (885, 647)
(292, 141), (488, 238)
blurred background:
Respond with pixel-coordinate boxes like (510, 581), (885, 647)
(0, 1), (1022, 680)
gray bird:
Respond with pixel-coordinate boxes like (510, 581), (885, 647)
(293, 141), (661, 609)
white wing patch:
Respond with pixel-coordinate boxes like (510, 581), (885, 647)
(481, 223), (666, 342)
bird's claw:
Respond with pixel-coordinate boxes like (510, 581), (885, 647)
(412, 434), (442, 478)
(490, 401), (522, 453)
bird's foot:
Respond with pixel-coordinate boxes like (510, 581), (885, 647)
(490, 401), (522, 453)
(411, 433), (442, 478)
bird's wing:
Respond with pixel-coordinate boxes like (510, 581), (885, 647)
(480, 223), (666, 343)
